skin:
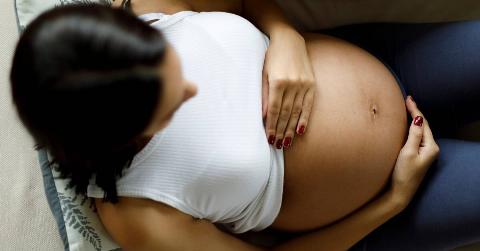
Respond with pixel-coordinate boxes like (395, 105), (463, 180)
(99, 33), (408, 233)
(113, 0), (319, 150)
(98, 0), (407, 239)
(268, 33), (408, 231)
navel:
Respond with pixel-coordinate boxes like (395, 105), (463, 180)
(370, 102), (379, 121)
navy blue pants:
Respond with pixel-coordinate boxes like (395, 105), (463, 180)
(320, 21), (480, 251)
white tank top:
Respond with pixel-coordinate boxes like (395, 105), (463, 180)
(87, 11), (285, 234)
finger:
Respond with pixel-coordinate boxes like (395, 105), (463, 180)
(419, 116), (436, 148)
(404, 96), (425, 153)
(422, 124), (440, 152)
(275, 88), (298, 148)
(262, 71), (269, 121)
(418, 121), (440, 160)
(296, 87), (315, 135)
(406, 96), (441, 161)
(408, 98), (440, 160)
(418, 128), (440, 169)
(266, 81), (286, 146)
(404, 115), (424, 155)
(406, 96), (433, 129)
(406, 96), (435, 146)
(283, 89), (306, 149)
(406, 96), (424, 118)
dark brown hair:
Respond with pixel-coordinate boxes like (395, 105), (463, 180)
(10, 4), (167, 207)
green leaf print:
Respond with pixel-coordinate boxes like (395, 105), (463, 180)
(59, 192), (103, 251)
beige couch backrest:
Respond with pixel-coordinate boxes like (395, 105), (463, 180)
(276, 0), (480, 30)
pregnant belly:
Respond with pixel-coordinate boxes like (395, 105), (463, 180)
(269, 33), (408, 232)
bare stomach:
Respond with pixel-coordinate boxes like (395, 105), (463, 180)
(269, 33), (408, 232)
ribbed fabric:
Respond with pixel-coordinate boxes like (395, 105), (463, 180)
(87, 11), (284, 234)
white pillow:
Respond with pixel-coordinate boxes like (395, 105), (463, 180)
(39, 148), (121, 251)
(15, 0), (111, 31)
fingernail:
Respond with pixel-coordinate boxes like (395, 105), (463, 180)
(268, 135), (275, 145)
(414, 116), (423, 127)
(298, 125), (305, 135)
(410, 96), (416, 104)
(276, 139), (283, 149)
(283, 137), (292, 148)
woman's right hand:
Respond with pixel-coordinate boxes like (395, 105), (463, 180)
(389, 95), (440, 209)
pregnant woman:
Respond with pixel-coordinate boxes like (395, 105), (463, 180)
(9, 1), (480, 250)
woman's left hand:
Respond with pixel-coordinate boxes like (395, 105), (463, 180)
(262, 28), (316, 149)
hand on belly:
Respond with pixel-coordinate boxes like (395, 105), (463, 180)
(271, 33), (408, 232)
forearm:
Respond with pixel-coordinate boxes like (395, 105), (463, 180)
(241, 0), (297, 38)
(272, 191), (405, 251)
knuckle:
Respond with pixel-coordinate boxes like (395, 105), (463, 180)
(402, 149), (417, 159)
(302, 105), (312, 114)
(410, 130), (422, 138)
(292, 102), (303, 111)
(266, 129), (276, 135)
(303, 77), (315, 86)
(284, 130), (294, 138)
(267, 113), (278, 123)
(290, 107), (302, 118)
(268, 104), (281, 114)
(281, 105), (292, 115)
(279, 111), (290, 120)
(270, 77), (282, 83)
(276, 131), (285, 138)
(288, 77), (300, 83)
(287, 86), (299, 95)
(292, 77), (309, 86)
(274, 83), (285, 91)
(299, 77), (309, 85)
(272, 79), (286, 89)
(267, 111), (278, 119)
(284, 76), (296, 83)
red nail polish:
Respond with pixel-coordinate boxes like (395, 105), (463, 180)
(276, 139), (283, 149)
(414, 116), (423, 127)
(283, 137), (291, 148)
(298, 125), (305, 135)
(268, 135), (275, 145)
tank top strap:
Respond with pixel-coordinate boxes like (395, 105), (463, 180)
(137, 13), (166, 23)
(137, 11), (198, 28)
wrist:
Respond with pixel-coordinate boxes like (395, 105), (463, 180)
(383, 190), (408, 214)
(385, 190), (410, 213)
(269, 24), (303, 41)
